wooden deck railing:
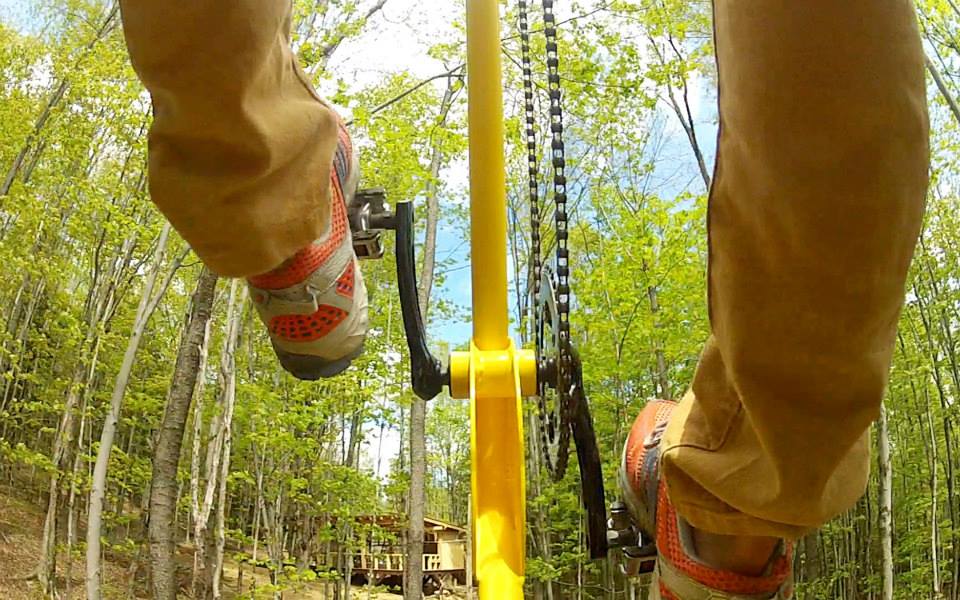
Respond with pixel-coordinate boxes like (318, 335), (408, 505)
(354, 553), (447, 572)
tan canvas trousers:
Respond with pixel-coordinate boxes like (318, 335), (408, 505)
(119, 0), (929, 539)
(119, 0), (339, 277)
(661, 0), (929, 539)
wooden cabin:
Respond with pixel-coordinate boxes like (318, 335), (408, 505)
(350, 515), (467, 594)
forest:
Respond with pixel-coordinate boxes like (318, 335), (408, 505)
(0, 0), (959, 599)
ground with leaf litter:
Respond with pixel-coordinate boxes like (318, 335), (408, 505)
(0, 487), (444, 599)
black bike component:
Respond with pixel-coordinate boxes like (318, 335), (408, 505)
(348, 192), (448, 401)
(519, 0), (557, 477)
(392, 202), (449, 401)
(518, 0), (542, 319)
(521, 0), (612, 565)
(569, 351), (608, 559)
(541, 0), (573, 405)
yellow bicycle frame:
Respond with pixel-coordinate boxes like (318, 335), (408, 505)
(447, 1), (538, 598)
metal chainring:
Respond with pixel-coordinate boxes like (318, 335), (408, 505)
(535, 274), (607, 558)
(535, 265), (571, 479)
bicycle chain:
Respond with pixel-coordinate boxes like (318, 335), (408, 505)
(519, 0), (541, 320)
(543, 0), (572, 407)
(519, 3), (609, 557)
(520, 0), (573, 480)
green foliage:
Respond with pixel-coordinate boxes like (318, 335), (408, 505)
(0, 1), (959, 599)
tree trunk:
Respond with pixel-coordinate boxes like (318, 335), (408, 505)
(211, 285), (244, 599)
(646, 284), (670, 399)
(194, 279), (242, 599)
(405, 75), (456, 600)
(879, 405), (894, 600)
(87, 223), (177, 599)
(190, 314), (215, 543)
(252, 448), (266, 564)
(148, 267), (218, 600)
(926, 388), (943, 598)
(38, 364), (85, 594)
(65, 336), (102, 600)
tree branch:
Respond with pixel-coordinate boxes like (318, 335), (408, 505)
(927, 54), (960, 127)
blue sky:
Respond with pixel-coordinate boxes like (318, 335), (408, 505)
(0, 0), (35, 32)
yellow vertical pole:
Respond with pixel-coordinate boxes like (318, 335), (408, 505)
(470, 347), (526, 600)
(467, 0), (509, 351)
(465, 0), (526, 598)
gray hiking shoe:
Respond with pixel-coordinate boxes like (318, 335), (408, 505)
(246, 120), (368, 380)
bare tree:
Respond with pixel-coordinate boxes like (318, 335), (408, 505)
(648, 35), (711, 191)
(405, 74), (458, 600)
(879, 404), (895, 600)
(192, 279), (243, 599)
(149, 267), (219, 600)
(926, 55), (960, 127)
(211, 285), (245, 599)
(86, 223), (184, 599)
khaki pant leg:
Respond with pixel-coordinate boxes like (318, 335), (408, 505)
(661, 0), (929, 538)
(120, 0), (338, 277)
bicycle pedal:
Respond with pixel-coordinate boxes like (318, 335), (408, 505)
(608, 500), (658, 578)
(348, 188), (394, 260)
(353, 232), (384, 260)
(622, 543), (657, 577)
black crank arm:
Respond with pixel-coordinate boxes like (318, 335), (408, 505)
(348, 191), (448, 401)
(569, 353), (608, 559)
(392, 201), (448, 400)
